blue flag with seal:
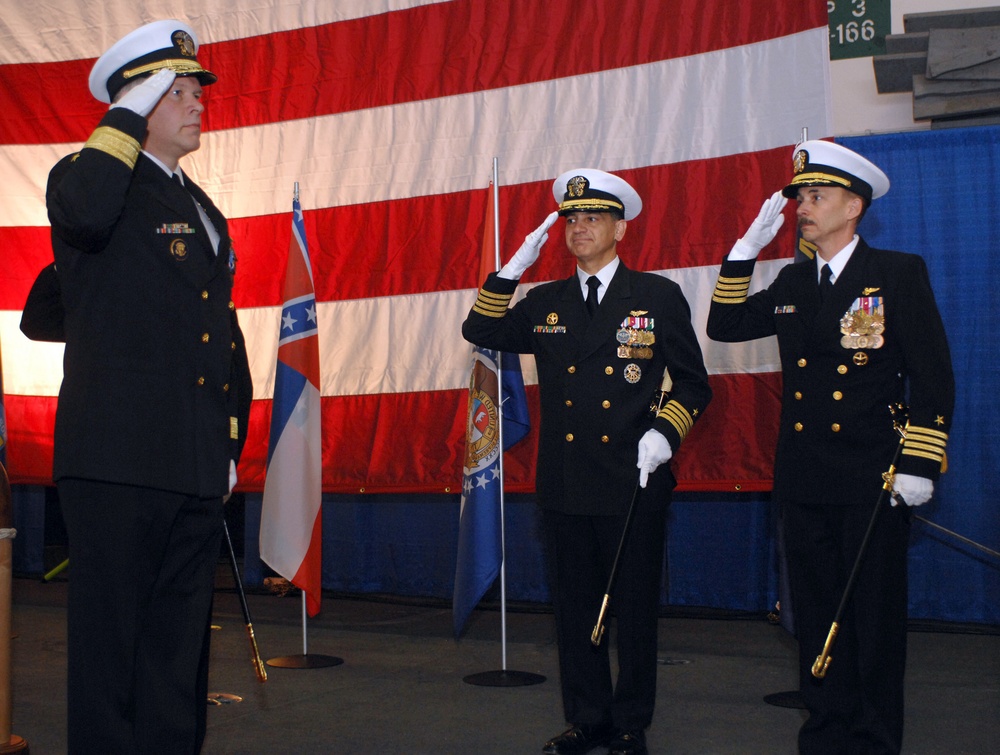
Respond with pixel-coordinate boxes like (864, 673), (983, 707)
(453, 345), (529, 637)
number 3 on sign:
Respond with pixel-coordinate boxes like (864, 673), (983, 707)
(827, 1), (868, 12)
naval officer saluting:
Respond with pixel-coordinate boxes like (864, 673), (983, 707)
(707, 141), (954, 754)
(463, 169), (712, 754)
(44, 19), (251, 753)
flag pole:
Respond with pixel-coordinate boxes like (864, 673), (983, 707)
(462, 158), (544, 688)
(264, 182), (342, 671)
(491, 160), (509, 672)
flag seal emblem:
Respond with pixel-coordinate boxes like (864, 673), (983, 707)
(465, 359), (499, 467)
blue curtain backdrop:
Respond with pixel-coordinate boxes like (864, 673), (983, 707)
(840, 127), (999, 624)
(10, 127), (999, 625)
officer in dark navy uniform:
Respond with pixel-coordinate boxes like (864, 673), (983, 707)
(44, 20), (250, 753)
(463, 169), (711, 755)
(707, 141), (954, 754)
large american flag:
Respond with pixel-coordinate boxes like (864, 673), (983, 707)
(0, 0), (831, 494)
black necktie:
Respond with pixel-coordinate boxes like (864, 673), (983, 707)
(585, 276), (600, 318)
(819, 264), (833, 303)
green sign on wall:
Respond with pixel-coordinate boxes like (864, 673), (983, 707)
(828, 0), (891, 60)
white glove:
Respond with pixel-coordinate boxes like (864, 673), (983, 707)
(728, 191), (788, 261)
(111, 68), (177, 117)
(498, 212), (559, 280)
(223, 459), (238, 503)
(637, 428), (673, 489)
(891, 473), (933, 507)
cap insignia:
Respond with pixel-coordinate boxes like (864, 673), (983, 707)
(567, 176), (588, 198)
(793, 149), (808, 175)
(172, 30), (196, 57)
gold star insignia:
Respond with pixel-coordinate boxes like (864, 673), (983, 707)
(935, 415), (945, 426)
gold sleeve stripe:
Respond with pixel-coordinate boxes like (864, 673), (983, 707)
(901, 448), (946, 463)
(83, 126), (141, 168)
(657, 399), (694, 441)
(902, 425), (948, 464)
(471, 288), (512, 318)
(906, 426), (949, 442)
(712, 275), (751, 304)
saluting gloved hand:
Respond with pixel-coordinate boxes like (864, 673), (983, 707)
(728, 191), (788, 261)
(891, 473), (933, 507)
(498, 211), (559, 280)
(637, 428), (672, 489)
(111, 68), (177, 118)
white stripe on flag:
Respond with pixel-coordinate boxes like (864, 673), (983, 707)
(0, 258), (788, 398)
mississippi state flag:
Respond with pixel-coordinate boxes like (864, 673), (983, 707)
(260, 195), (323, 616)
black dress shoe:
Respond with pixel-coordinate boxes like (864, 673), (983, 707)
(608, 730), (647, 755)
(542, 724), (614, 754)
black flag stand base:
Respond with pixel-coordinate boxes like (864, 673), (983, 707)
(266, 653), (343, 669)
(265, 591), (344, 669)
(463, 669), (545, 687)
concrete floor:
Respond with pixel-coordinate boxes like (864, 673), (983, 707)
(8, 569), (999, 754)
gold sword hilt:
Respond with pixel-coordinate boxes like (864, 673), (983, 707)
(246, 623), (268, 683)
(648, 368), (675, 416)
(591, 595), (610, 646)
(811, 621), (839, 678)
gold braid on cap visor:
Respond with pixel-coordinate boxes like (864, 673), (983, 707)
(559, 198), (625, 213)
(789, 172), (852, 189)
(124, 59), (211, 79)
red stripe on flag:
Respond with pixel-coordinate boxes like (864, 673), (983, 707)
(1, 227), (57, 309)
(4, 376), (781, 492)
(2, 395), (56, 485)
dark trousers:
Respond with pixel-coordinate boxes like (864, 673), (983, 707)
(783, 498), (910, 755)
(59, 479), (224, 754)
(542, 505), (667, 732)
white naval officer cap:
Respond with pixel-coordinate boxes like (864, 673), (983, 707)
(782, 140), (890, 205)
(89, 19), (217, 104)
(552, 168), (642, 221)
